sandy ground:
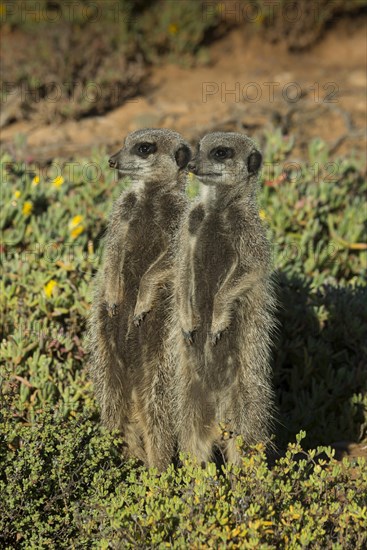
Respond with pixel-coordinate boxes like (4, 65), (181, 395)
(1, 19), (366, 162)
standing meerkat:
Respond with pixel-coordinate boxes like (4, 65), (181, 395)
(172, 132), (276, 465)
(87, 128), (191, 470)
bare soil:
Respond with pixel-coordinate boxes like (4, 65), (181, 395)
(1, 18), (366, 162)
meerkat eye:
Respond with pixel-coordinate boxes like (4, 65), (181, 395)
(139, 143), (152, 154)
(134, 142), (157, 157)
(211, 147), (234, 161)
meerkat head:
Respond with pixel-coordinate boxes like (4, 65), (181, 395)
(188, 132), (262, 190)
(108, 128), (191, 186)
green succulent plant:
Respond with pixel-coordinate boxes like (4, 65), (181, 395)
(1, 132), (366, 547)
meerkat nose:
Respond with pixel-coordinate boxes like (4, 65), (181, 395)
(109, 157), (117, 168)
(187, 161), (197, 173)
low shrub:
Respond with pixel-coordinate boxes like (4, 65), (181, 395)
(1, 405), (366, 548)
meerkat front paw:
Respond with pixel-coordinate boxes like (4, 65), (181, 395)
(210, 328), (227, 345)
(181, 322), (199, 346)
(210, 317), (230, 345)
(106, 302), (119, 317)
(210, 302), (232, 345)
(133, 298), (153, 327)
(179, 303), (200, 344)
(105, 283), (124, 318)
(210, 326), (229, 345)
(181, 328), (195, 345)
(133, 309), (149, 327)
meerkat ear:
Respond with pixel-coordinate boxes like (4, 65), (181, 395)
(247, 150), (262, 175)
(175, 144), (192, 169)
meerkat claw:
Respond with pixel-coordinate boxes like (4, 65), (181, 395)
(107, 303), (118, 317)
(210, 330), (222, 345)
(133, 312), (146, 327)
(182, 329), (194, 345)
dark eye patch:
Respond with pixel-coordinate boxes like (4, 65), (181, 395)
(209, 147), (234, 161)
(132, 142), (157, 157)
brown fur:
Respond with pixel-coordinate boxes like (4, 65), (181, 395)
(170, 132), (276, 465)
(87, 128), (191, 470)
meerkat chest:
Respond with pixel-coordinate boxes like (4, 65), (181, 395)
(124, 198), (167, 270)
(194, 210), (235, 286)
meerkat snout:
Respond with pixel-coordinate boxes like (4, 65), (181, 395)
(187, 159), (197, 173)
(108, 154), (118, 168)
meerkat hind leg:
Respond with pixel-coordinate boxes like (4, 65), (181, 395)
(178, 382), (218, 465)
(144, 422), (175, 471)
(124, 421), (148, 464)
(224, 437), (243, 466)
(180, 429), (217, 466)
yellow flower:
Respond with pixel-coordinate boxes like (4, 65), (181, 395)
(52, 175), (64, 188)
(259, 209), (267, 221)
(254, 13), (265, 26)
(14, 190), (21, 199)
(22, 201), (33, 216)
(70, 225), (85, 239)
(32, 175), (40, 186)
(188, 171), (195, 181)
(289, 505), (301, 520)
(168, 23), (178, 35)
(69, 214), (85, 239)
(69, 215), (84, 230)
(44, 279), (58, 298)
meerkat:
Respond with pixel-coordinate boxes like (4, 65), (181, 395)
(87, 128), (191, 470)
(171, 132), (276, 465)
